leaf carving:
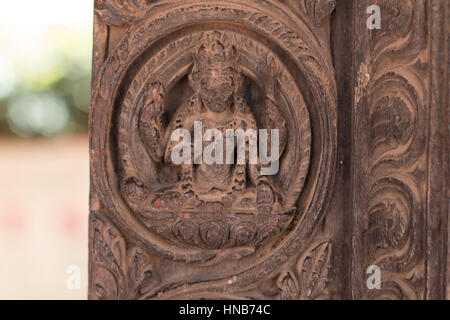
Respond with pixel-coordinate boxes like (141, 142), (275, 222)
(284, 0), (336, 25)
(95, 0), (149, 27)
(310, 0), (337, 25)
(296, 241), (331, 299)
(90, 213), (127, 299)
(278, 272), (299, 300)
(127, 247), (153, 298)
(90, 213), (153, 300)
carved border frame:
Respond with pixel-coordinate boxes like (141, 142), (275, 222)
(351, 0), (448, 300)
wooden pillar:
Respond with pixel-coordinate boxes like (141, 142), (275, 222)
(88, 0), (448, 300)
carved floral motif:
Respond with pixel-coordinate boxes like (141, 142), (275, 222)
(354, 0), (428, 300)
(95, 0), (149, 27)
(89, 213), (153, 300)
(278, 241), (331, 300)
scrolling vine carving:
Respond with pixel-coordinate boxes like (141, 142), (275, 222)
(352, 0), (439, 300)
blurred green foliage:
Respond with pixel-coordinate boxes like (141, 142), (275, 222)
(0, 26), (92, 137)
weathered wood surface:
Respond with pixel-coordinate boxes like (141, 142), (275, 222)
(88, 0), (448, 300)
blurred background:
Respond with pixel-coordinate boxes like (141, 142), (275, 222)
(0, 0), (93, 299)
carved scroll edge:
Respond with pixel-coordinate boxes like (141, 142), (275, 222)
(351, 0), (449, 300)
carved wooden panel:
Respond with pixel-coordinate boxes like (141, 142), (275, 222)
(89, 0), (448, 300)
(351, 0), (448, 300)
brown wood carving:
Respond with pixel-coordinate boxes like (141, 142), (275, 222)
(351, 0), (448, 300)
(89, 0), (448, 300)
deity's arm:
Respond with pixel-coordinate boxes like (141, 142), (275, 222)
(163, 102), (194, 164)
(164, 96), (202, 198)
(138, 82), (165, 163)
(229, 98), (258, 193)
(232, 100), (277, 211)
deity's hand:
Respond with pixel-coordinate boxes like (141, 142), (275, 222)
(139, 82), (165, 163)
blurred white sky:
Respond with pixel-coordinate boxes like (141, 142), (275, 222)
(0, 0), (93, 30)
(0, 0), (94, 98)
(0, 0), (93, 51)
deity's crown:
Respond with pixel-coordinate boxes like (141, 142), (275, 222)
(193, 32), (239, 72)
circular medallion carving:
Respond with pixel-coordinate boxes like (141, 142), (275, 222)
(91, 0), (336, 290)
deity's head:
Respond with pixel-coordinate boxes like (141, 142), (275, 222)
(190, 32), (241, 113)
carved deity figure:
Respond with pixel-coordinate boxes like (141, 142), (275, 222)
(138, 32), (287, 213)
